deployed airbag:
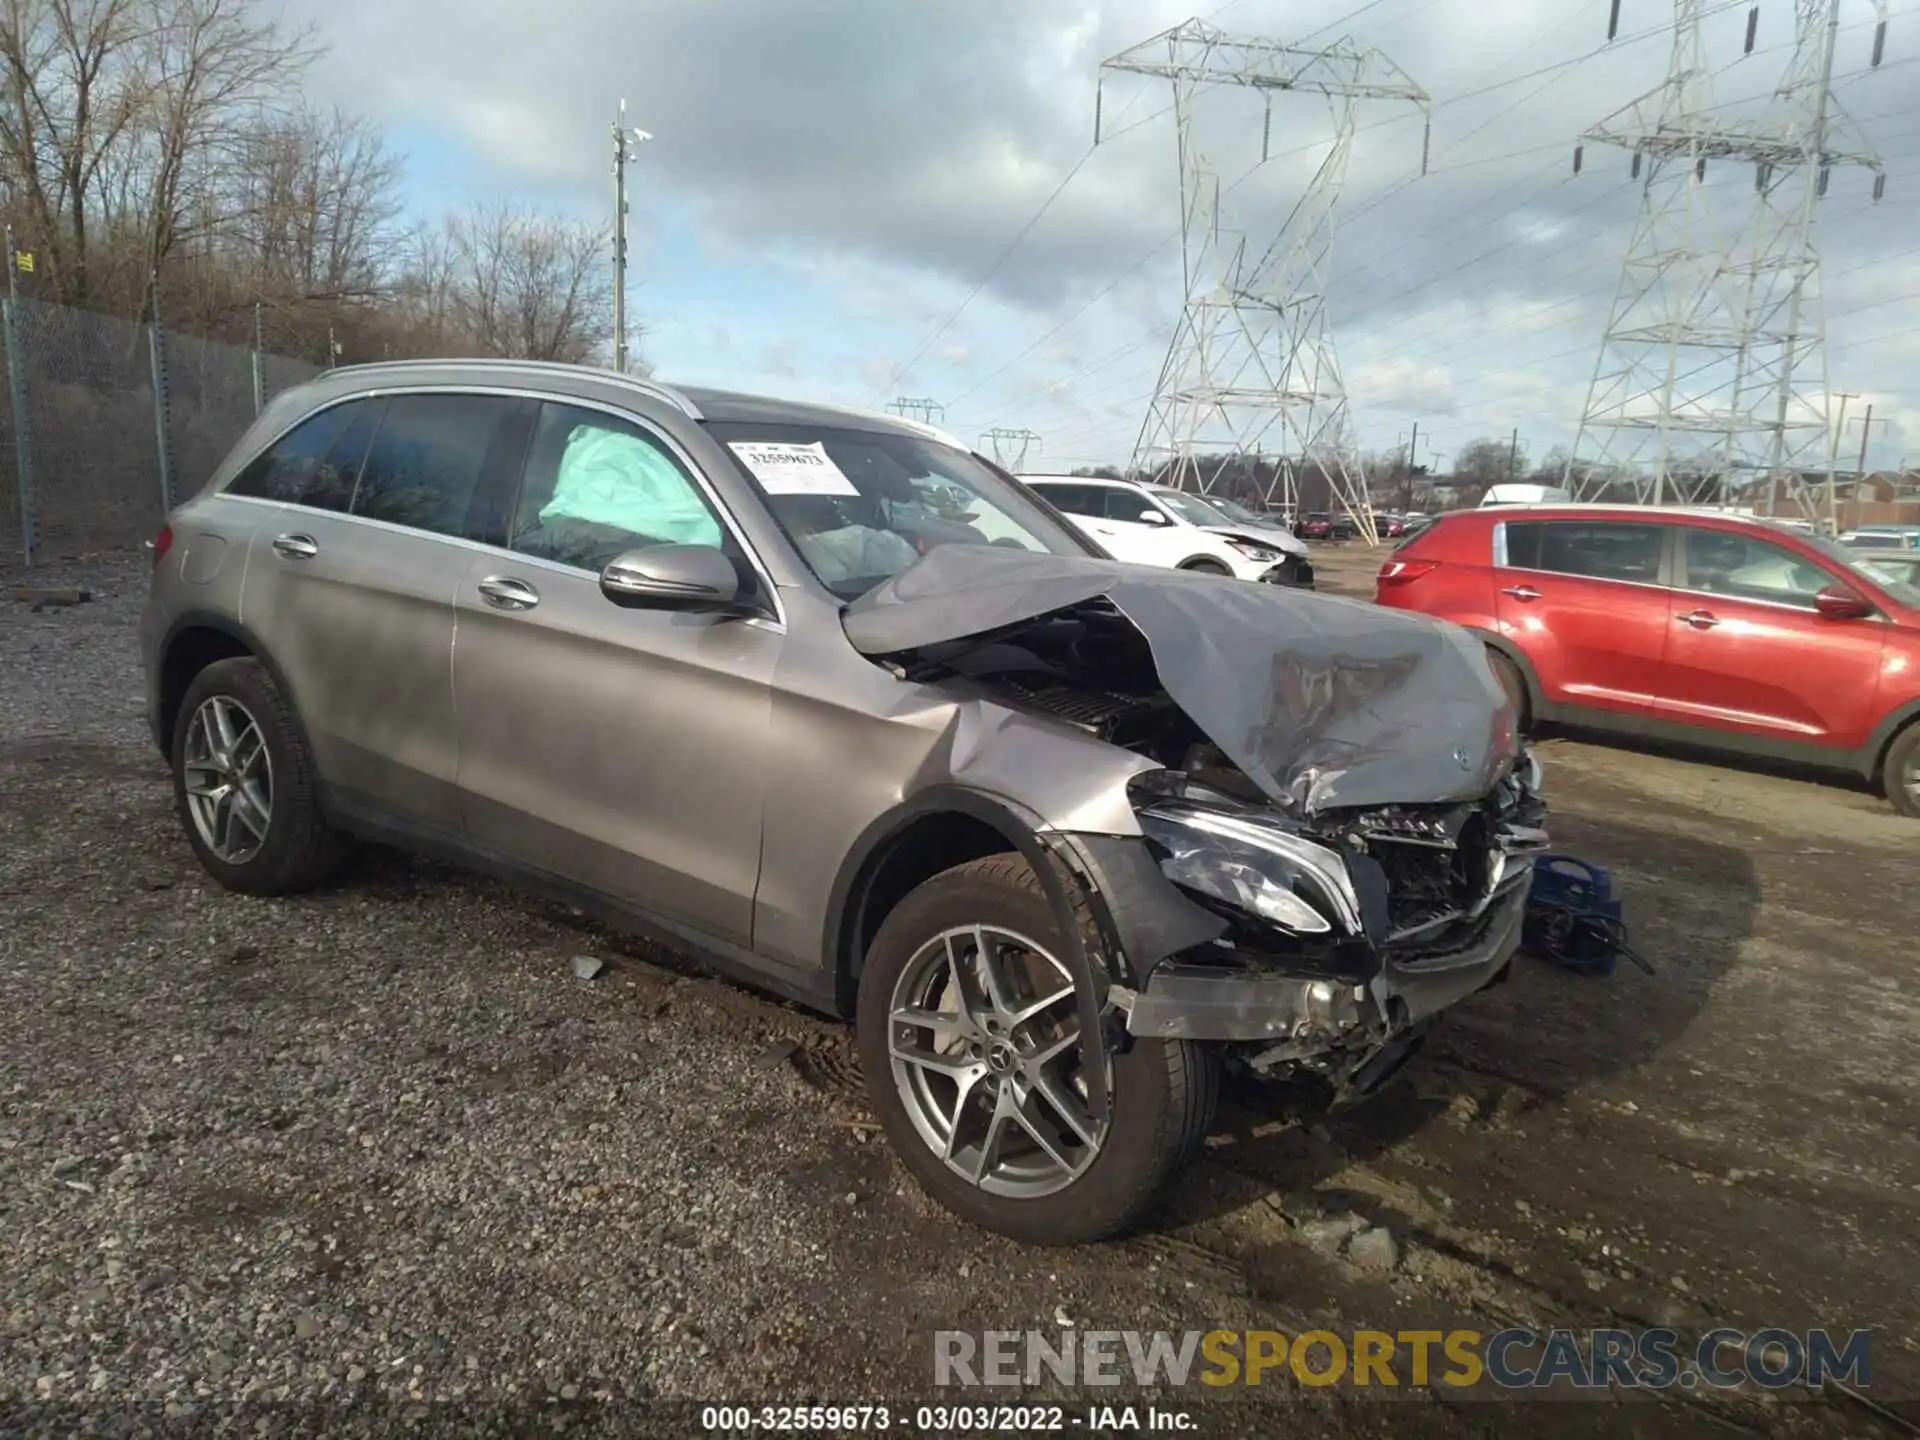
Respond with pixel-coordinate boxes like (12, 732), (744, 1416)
(842, 545), (1517, 816)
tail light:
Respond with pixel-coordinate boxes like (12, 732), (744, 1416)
(151, 523), (173, 568)
(1377, 557), (1438, 586)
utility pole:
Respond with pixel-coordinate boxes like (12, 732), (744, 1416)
(1852, 401), (1889, 479)
(1404, 420), (1420, 509)
(1566, 0), (1889, 513)
(611, 101), (653, 375)
(1826, 391), (1855, 534)
(1508, 427), (1521, 482)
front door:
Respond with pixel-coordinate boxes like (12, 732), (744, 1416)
(452, 399), (781, 944)
(1658, 525), (1888, 748)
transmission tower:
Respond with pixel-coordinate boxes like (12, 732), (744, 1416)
(887, 397), (946, 426)
(1566, 0), (1887, 509)
(980, 427), (1042, 471)
(1098, 19), (1429, 544)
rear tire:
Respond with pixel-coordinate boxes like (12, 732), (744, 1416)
(1486, 648), (1532, 735)
(856, 855), (1217, 1244)
(1882, 722), (1920, 819)
(171, 657), (347, 895)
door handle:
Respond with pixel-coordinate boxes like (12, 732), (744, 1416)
(477, 575), (540, 611)
(1500, 585), (1542, 601)
(270, 532), (318, 560)
(1677, 609), (1720, 630)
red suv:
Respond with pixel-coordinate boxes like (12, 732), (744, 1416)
(1374, 505), (1920, 817)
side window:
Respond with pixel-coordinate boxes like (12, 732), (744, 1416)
(1031, 484), (1097, 516)
(1103, 488), (1160, 524)
(305, 399), (383, 513)
(510, 403), (725, 573)
(227, 403), (358, 506)
(1682, 528), (1835, 609)
(1506, 521), (1663, 584)
(350, 394), (514, 538)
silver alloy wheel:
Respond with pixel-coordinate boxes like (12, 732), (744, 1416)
(182, 695), (274, 864)
(887, 924), (1110, 1199)
(1905, 750), (1920, 807)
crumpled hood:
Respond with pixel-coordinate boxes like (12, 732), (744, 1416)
(842, 545), (1518, 816)
(1206, 524), (1308, 558)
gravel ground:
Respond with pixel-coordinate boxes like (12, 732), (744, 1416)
(3, 547), (1917, 1439)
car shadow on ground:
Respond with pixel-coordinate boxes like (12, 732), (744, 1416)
(1533, 720), (1885, 804)
(1164, 810), (1761, 1231)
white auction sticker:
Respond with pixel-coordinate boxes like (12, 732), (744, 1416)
(728, 441), (858, 497)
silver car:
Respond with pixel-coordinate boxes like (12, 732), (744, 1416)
(140, 360), (1547, 1244)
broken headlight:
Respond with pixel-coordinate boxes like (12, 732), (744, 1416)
(1135, 799), (1363, 938)
(1224, 537), (1284, 564)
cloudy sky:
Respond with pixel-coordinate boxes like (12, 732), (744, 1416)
(287, 0), (1920, 474)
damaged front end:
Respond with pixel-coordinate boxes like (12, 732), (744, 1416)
(1117, 751), (1547, 1095)
(842, 544), (1551, 1098)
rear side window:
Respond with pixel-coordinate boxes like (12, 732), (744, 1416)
(1504, 521), (1664, 584)
(350, 394), (515, 538)
(227, 403), (363, 507)
(1029, 483), (1102, 517)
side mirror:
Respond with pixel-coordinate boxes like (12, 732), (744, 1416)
(1814, 584), (1874, 620)
(599, 545), (756, 614)
(1136, 510), (1170, 526)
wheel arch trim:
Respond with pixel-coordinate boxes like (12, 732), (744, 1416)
(823, 786), (1118, 1123)
(158, 611), (322, 793)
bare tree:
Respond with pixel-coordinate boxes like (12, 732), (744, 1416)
(128, 0), (317, 316)
(229, 104), (399, 303)
(0, 0), (148, 306)
(436, 200), (613, 363)
(1448, 436), (1512, 506)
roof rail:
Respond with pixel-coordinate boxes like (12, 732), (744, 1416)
(326, 357), (704, 420)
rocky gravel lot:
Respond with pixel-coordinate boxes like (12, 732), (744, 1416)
(2, 546), (1917, 1438)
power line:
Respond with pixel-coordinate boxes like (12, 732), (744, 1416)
(949, 0), (1754, 415)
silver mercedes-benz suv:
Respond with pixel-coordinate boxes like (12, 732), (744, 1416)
(140, 359), (1547, 1244)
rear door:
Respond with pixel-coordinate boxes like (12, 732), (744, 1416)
(1658, 524), (1888, 748)
(1493, 518), (1674, 718)
(236, 392), (523, 832)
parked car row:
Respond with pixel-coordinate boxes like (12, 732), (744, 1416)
(1375, 504), (1920, 817)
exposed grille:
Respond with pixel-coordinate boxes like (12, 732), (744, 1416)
(1369, 808), (1498, 936)
(992, 679), (1165, 737)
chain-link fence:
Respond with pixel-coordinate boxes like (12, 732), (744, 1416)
(0, 297), (323, 566)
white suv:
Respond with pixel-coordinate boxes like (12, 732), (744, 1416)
(1021, 475), (1314, 587)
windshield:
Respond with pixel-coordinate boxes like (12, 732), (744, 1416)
(1150, 488), (1231, 527)
(1213, 497), (1273, 525)
(708, 421), (1096, 600)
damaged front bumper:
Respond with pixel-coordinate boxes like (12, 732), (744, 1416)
(1096, 749), (1547, 1091)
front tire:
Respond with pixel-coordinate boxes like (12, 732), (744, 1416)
(1882, 722), (1920, 819)
(856, 855), (1216, 1244)
(171, 657), (347, 895)
(1178, 558), (1232, 575)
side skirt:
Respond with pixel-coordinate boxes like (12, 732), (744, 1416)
(322, 786), (840, 1018)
